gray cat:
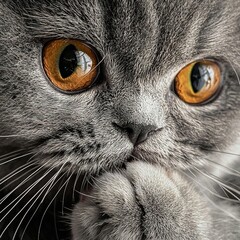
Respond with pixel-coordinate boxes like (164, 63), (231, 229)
(0, 0), (240, 239)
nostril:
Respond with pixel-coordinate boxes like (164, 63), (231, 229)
(125, 127), (134, 136)
(136, 129), (150, 144)
(112, 122), (132, 136)
(112, 122), (126, 132)
(112, 122), (158, 146)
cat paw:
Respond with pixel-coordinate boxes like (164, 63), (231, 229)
(71, 162), (210, 240)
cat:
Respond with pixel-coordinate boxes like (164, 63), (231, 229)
(0, 0), (240, 239)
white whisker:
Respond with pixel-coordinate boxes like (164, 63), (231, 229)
(72, 168), (83, 202)
(0, 152), (33, 166)
(195, 166), (240, 202)
(37, 173), (71, 240)
(0, 167), (57, 238)
(193, 166), (240, 196)
(75, 190), (98, 200)
(19, 172), (67, 240)
(180, 169), (240, 203)
(40, 162), (67, 204)
(0, 149), (25, 160)
(0, 165), (54, 217)
(204, 158), (240, 177)
(202, 148), (240, 157)
(179, 169), (240, 221)
(0, 159), (51, 205)
(0, 134), (29, 138)
(61, 169), (74, 215)
(13, 170), (64, 240)
(54, 197), (60, 240)
(0, 165), (39, 192)
(226, 57), (240, 85)
(0, 162), (35, 185)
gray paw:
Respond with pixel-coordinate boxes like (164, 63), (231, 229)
(71, 162), (210, 240)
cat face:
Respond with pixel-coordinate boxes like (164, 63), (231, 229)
(0, 0), (240, 176)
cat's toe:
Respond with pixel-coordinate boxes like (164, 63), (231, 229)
(71, 171), (143, 240)
(125, 161), (210, 239)
(71, 162), (210, 240)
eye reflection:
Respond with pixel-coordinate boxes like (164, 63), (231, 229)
(174, 60), (222, 104)
(75, 50), (93, 73)
(42, 39), (99, 93)
(191, 63), (215, 93)
(59, 45), (93, 79)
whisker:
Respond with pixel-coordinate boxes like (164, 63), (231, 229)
(183, 142), (240, 157)
(218, 184), (240, 202)
(0, 167), (57, 238)
(193, 166), (240, 196)
(0, 150), (41, 189)
(179, 169), (240, 204)
(54, 197), (60, 240)
(37, 173), (71, 240)
(87, 165), (114, 190)
(74, 190), (98, 200)
(19, 172), (67, 240)
(0, 164), (54, 215)
(0, 152), (33, 166)
(218, 184), (230, 200)
(0, 162), (35, 185)
(195, 166), (240, 202)
(0, 134), (30, 138)
(78, 54), (106, 81)
(72, 168), (83, 202)
(202, 148), (240, 157)
(0, 149), (25, 160)
(40, 162), (67, 204)
(204, 158), (240, 177)
(61, 169), (74, 215)
(0, 165), (39, 192)
(87, 174), (102, 190)
(183, 169), (239, 203)
(13, 170), (64, 240)
(202, 192), (240, 222)
(0, 160), (51, 205)
(226, 57), (240, 85)
(190, 171), (239, 203)
(0, 168), (41, 206)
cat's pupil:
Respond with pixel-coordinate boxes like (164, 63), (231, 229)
(191, 63), (208, 93)
(59, 44), (78, 78)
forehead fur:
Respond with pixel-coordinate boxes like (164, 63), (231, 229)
(2, 0), (240, 74)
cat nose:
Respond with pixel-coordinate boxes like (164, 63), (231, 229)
(114, 123), (157, 146)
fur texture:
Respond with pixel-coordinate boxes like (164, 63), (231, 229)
(0, 0), (240, 239)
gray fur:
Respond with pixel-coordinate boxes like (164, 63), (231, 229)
(0, 0), (240, 239)
(72, 162), (240, 240)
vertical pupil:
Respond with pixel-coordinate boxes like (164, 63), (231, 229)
(191, 63), (206, 93)
(59, 44), (77, 78)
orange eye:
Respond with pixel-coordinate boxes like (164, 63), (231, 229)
(42, 39), (99, 93)
(174, 60), (222, 104)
